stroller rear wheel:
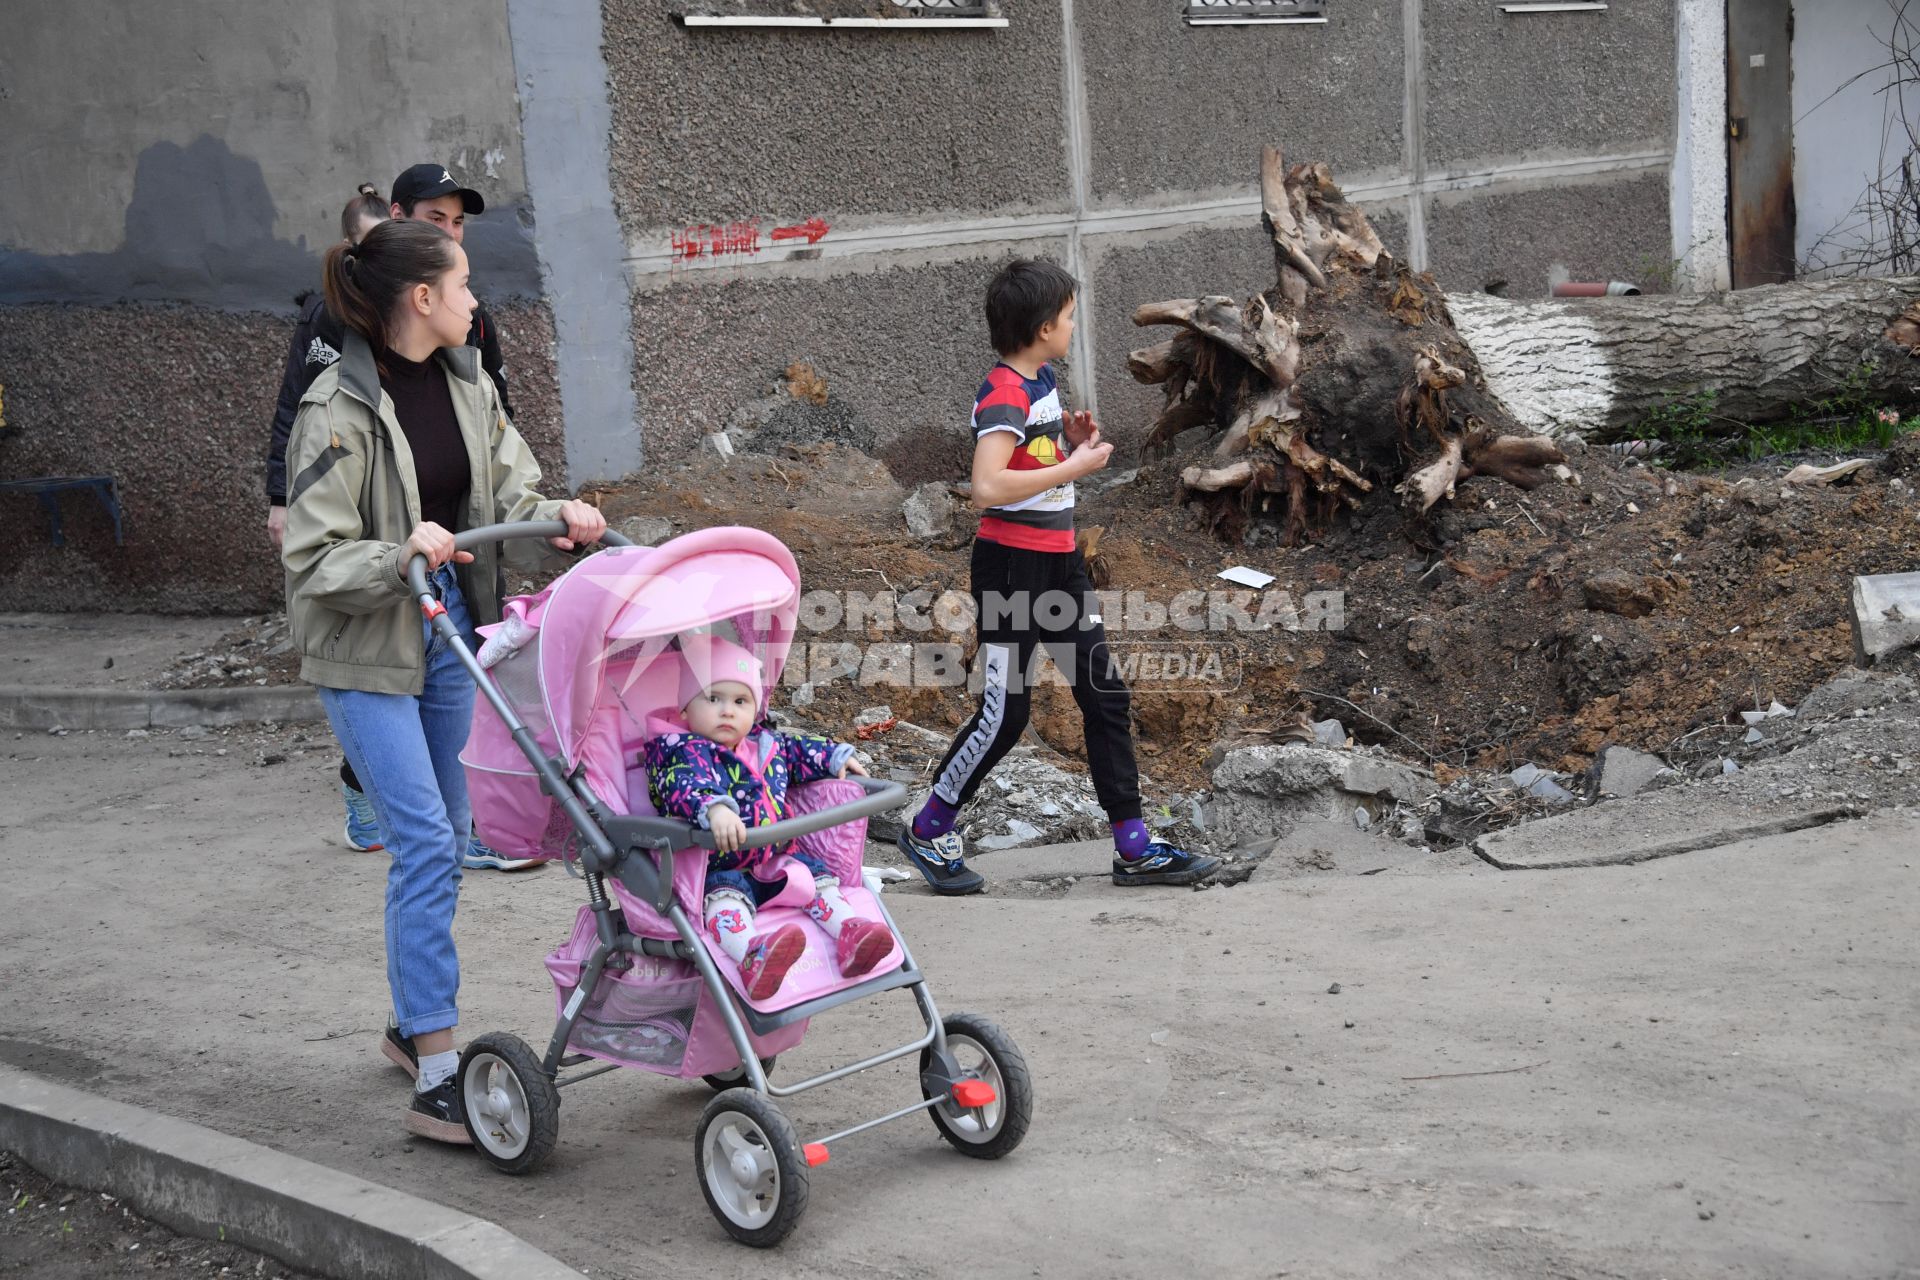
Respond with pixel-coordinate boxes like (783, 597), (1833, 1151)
(921, 1013), (1033, 1160)
(695, 1088), (809, 1246)
(459, 1033), (560, 1175)
(701, 1055), (777, 1093)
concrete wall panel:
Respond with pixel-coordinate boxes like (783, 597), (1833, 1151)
(1079, 0), (1406, 204)
(628, 243), (1070, 485)
(1424, 173), (1673, 297)
(0, 303), (565, 613)
(1423, 1), (1675, 171)
(601, 1), (1071, 235)
(1089, 203), (1410, 446)
(0, 0), (537, 306)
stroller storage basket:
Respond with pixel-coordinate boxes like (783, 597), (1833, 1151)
(547, 907), (703, 1071)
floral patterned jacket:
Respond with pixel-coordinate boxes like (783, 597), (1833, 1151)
(641, 715), (856, 871)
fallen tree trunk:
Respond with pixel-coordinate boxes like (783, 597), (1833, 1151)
(1131, 150), (1920, 546)
(1450, 275), (1920, 438)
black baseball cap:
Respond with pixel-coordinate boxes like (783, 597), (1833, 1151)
(389, 163), (485, 215)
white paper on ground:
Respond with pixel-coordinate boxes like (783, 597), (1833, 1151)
(1217, 565), (1276, 588)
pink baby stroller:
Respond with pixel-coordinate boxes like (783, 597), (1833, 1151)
(415, 522), (1031, 1246)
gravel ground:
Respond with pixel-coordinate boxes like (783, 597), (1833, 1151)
(0, 1151), (318, 1280)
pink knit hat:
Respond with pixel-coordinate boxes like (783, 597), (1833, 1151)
(675, 633), (765, 712)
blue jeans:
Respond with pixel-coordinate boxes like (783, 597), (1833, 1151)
(707, 851), (832, 908)
(318, 567), (476, 1040)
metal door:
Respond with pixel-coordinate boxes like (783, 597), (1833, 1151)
(1726, 0), (1796, 288)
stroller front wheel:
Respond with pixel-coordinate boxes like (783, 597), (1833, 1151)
(921, 1013), (1033, 1160)
(459, 1032), (560, 1175)
(696, 1088), (809, 1246)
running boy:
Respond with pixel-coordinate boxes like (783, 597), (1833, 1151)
(899, 259), (1221, 894)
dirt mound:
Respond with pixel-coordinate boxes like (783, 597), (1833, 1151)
(165, 436), (1919, 800)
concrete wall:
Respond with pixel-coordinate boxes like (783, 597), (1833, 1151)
(0, 1), (561, 612)
(601, 0), (1679, 466)
(0, 0), (540, 304)
(1794, 1), (1902, 276)
(3, 0), (1685, 612)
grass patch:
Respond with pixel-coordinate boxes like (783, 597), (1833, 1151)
(1618, 368), (1920, 470)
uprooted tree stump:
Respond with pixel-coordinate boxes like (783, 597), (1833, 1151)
(1131, 146), (1568, 545)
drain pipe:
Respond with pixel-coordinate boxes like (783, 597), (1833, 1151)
(1551, 280), (1642, 297)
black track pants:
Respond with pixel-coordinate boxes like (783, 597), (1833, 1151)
(930, 539), (1142, 823)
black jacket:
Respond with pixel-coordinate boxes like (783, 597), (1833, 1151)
(265, 293), (512, 502)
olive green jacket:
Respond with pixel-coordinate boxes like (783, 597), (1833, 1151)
(281, 331), (564, 695)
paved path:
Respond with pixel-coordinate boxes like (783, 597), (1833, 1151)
(3, 725), (1916, 1278)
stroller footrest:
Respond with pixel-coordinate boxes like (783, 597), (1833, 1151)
(734, 963), (924, 1036)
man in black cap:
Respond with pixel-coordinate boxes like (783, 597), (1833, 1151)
(264, 161), (539, 873)
(266, 163), (514, 546)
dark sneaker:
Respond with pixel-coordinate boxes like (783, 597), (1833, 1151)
(896, 827), (985, 896)
(404, 1077), (472, 1145)
(382, 1023), (419, 1080)
(1111, 841), (1221, 887)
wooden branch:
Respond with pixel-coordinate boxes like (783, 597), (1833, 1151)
(1180, 458), (1256, 491)
(1248, 295), (1302, 388)
(1144, 394), (1216, 454)
(1399, 435), (1467, 513)
(1260, 145), (1329, 291)
(1128, 340), (1185, 385)
(1461, 428), (1567, 490)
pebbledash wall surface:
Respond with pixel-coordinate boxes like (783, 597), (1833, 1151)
(0, 0), (1677, 613)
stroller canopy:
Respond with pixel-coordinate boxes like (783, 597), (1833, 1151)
(530, 526), (802, 768)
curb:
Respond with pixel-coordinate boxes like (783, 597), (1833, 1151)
(0, 685), (323, 732)
(0, 1067), (583, 1280)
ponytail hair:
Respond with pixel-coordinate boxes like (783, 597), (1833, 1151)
(339, 183), (388, 242)
(321, 219), (459, 370)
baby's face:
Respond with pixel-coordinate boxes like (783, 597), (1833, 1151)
(683, 680), (756, 748)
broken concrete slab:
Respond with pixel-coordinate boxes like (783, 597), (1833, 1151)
(1208, 743), (1436, 843)
(1850, 572), (1920, 665)
(1585, 744), (1675, 799)
(902, 482), (959, 540)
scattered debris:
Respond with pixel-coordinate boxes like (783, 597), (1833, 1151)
(1584, 744), (1675, 799)
(1217, 565), (1276, 589)
(902, 482), (960, 540)
(1851, 572), (1920, 666)
(1783, 458), (1870, 487)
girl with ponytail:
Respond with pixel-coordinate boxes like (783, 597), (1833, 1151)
(281, 218), (604, 1146)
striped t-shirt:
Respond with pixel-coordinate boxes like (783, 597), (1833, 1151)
(971, 362), (1074, 552)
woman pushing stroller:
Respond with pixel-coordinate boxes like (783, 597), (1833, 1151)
(280, 217), (604, 1143)
(643, 634), (894, 1001)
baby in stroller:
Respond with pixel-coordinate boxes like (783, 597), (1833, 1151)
(642, 634), (895, 1002)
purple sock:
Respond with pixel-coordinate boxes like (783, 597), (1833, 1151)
(1112, 818), (1151, 860)
(912, 795), (959, 841)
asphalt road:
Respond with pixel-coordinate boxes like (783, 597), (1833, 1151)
(3, 724), (1916, 1279)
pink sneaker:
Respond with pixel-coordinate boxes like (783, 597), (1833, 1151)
(739, 924), (807, 1001)
(835, 917), (894, 979)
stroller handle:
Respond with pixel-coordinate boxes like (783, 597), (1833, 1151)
(677, 772), (908, 852)
(603, 774), (910, 910)
(405, 520), (634, 598)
